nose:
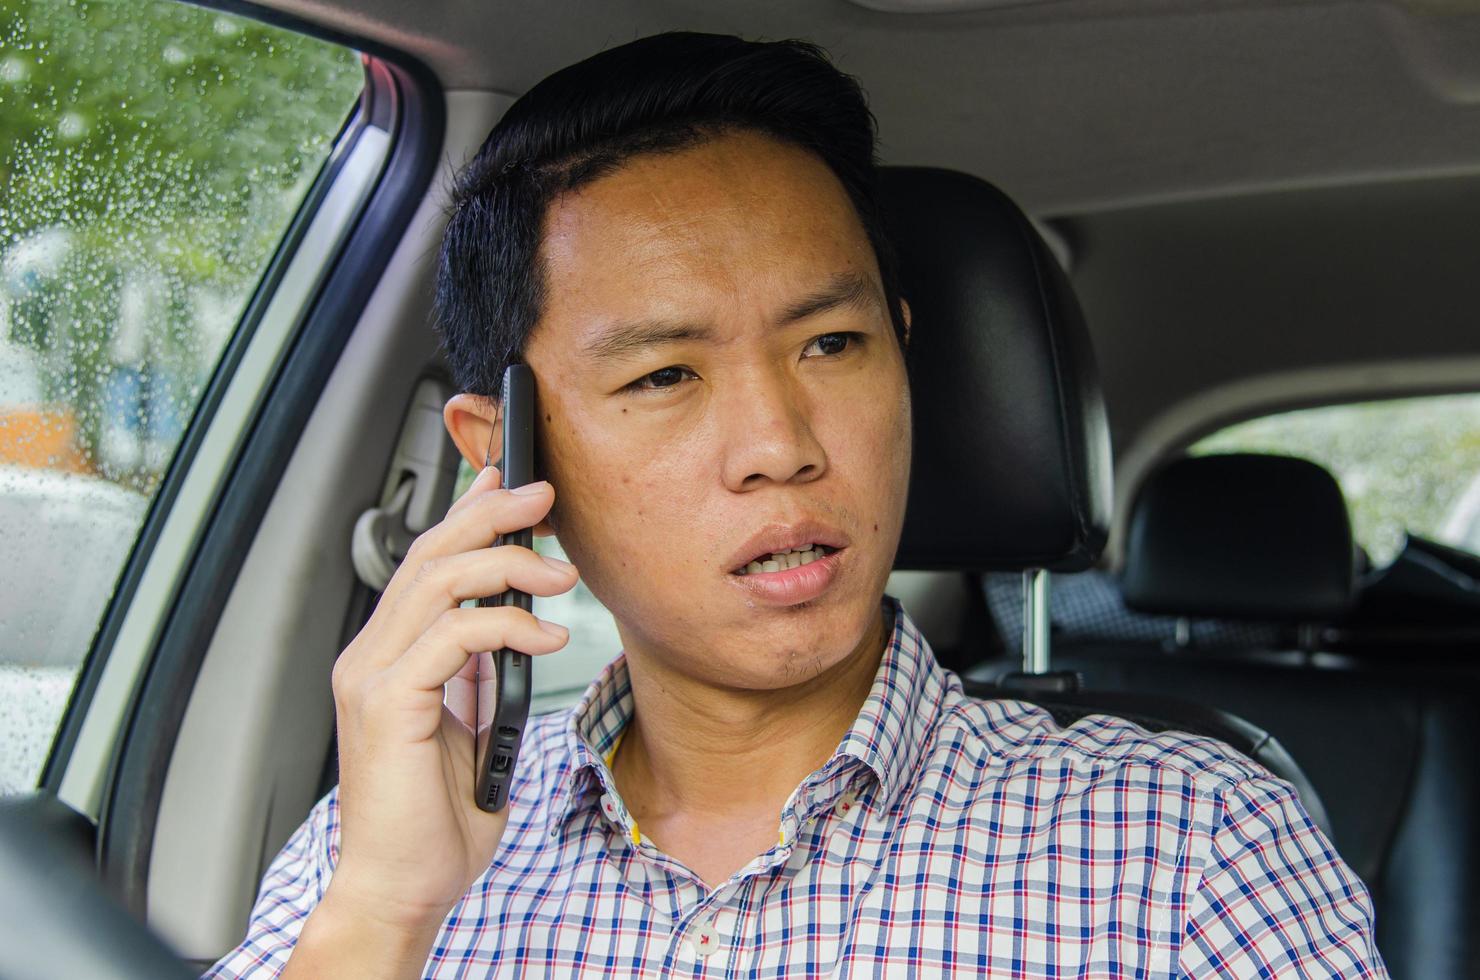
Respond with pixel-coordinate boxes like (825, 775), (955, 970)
(719, 366), (827, 492)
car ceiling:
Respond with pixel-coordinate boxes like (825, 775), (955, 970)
(254, 0), (1480, 464)
(258, 0), (1480, 214)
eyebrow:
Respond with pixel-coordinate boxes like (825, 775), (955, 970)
(580, 271), (885, 362)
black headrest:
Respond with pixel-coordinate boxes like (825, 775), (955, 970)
(1121, 453), (1357, 621)
(883, 167), (1112, 572)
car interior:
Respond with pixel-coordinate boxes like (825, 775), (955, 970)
(5, 1), (1480, 978)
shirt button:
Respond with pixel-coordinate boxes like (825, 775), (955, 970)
(599, 793), (619, 820)
(688, 917), (721, 958)
(833, 789), (859, 818)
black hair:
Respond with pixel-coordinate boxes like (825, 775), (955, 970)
(433, 30), (905, 400)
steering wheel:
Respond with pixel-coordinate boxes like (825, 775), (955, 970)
(0, 794), (194, 980)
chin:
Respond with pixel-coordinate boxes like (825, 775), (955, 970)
(716, 592), (884, 688)
(705, 641), (850, 691)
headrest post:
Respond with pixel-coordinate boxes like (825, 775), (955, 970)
(1021, 568), (1052, 674)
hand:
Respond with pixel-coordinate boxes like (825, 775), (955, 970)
(313, 468), (578, 943)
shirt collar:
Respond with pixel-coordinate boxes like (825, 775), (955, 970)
(832, 596), (948, 811)
(545, 595), (949, 835)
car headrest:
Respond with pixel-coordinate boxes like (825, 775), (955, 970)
(883, 167), (1112, 572)
(1120, 453), (1358, 621)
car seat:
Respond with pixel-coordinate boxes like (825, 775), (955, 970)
(880, 165), (1333, 836)
(1055, 450), (1480, 979)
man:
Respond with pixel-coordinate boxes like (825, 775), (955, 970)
(209, 31), (1385, 978)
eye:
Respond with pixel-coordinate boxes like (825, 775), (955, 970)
(626, 365), (695, 392)
(802, 332), (858, 358)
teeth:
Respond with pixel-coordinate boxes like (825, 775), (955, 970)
(737, 544), (833, 575)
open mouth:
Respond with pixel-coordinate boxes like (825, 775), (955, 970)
(733, 543), (837, 575)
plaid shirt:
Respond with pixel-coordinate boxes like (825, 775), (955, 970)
(207, 598), (1385, 978)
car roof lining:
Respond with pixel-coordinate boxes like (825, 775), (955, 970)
(256, 0), (1480, 215)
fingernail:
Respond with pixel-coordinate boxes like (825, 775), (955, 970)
(473, 465), (498, 487)
(510, 480), (550, 496)
(541, 554), (576, 573)
(537, 618), (569, 638)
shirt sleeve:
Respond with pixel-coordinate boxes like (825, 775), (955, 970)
(1178, 776), (1388, 978)
(201, 787), (340, 979)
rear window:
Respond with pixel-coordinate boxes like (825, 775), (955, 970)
(1188, 392), (1480, 564)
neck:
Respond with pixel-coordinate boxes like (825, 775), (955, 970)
(612, 604), (891, 824)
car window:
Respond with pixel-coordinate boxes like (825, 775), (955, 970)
(1188, 392), (1480, 565)
(0, 0), (362, 794)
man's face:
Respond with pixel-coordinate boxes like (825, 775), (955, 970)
(524, 128), (911, 690)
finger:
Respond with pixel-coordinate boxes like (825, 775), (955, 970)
(445, 463), (502, 520)
(438, 653), (499, 738)
(375, 545), (579, 658)
(387, 605), (568, 695)
(454, 467), (557, 538)
(380, 483), (556, 609)
(409, 544), (578, 604)
(444, 672), (476, 734)
(415, 481), (554, 558)
(438, 657), (485, 734)
(476, 651), (496, 736)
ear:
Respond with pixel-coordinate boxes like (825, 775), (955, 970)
(443, 390), (558, 537)
(444, 391), (501, 471)
(900, 297), (912, 348)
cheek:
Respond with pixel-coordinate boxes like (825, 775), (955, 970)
(821, 366), (912, 517)
(887, 382), (913, 503)
(541, 405), (717, 593)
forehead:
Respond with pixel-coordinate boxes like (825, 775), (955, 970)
(535, 130), (877, 329)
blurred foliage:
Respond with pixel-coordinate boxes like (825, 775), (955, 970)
(1190, 393), (1480, 565)
(0, 0), (361, 491)
(0, 0), (361, 793)
(0, 0), (360, 283)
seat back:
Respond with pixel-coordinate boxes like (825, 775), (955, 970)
(878, 166), (1333, 833)
(1080, 450), (1480, 979)
(960, 679), (1333, 835)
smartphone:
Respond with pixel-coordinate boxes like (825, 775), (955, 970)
(475, 363), (535, 812)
